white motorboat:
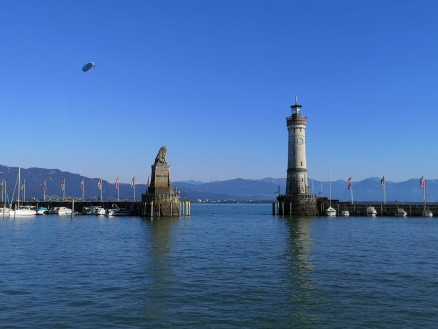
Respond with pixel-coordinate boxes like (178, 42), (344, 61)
(341, 210), (350, 216)
(106, 208), (131, 216)
(367, 206), (377, 217)
(325, 206), (336, 217)
(10, 205), (36, 217)
(93, 206), (106, 215)
(397, 208), (407, 217)
(56, 207), (72, 215)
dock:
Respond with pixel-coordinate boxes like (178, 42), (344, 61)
(275, 197), (437, 216)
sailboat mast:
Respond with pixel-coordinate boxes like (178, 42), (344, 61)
(18, 167), (20, 206)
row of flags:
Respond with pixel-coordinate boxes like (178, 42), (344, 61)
(1, 177), (150, 192)
(38, 177), (151, 191)
(346, 176), (426, 189)
(0, 181), (27, 191)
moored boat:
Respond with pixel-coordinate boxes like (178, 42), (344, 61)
(341, 210), (350, 216)
(325, 170), (336, 217)
(1, 207), (11, 215)
(105, 208), (131, 217)
(36, 206), (48, 215)
(10, 206), (37, 217)
(325, 206), (336, 217)
(423, 209), (433, 217)
(93, 206), (105, 215)
(56, 207), (72, 215)
(397, 208), (407, 217)
(9, 168), (36, 217)
(421, 177), (433, 217)
(367, 206), (377, 217)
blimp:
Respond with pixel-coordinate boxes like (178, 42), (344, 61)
(82, 62), (95, 72)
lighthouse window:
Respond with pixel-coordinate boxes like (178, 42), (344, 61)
(301, 161), (303, 166)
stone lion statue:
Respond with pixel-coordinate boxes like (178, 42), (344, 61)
(155, 146), (167, 164)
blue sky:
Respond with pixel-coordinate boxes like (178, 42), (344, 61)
(1, 0), (437, 184)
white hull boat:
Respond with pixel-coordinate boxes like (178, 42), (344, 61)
(10, 206), (36, 217)
(326, 171), (336, 217)
(397, 208), (407, 217)
(421, 178), (433, 217)
(56, 207), (72, 215)
(106, 208), (131, 216)
(9, 168), (36, 217)
(325, 206), (336, 217)
(367, 206), (377, 217)
(1, 207), (11, 215)
(341, 210), (350, 216)
(423, 210), (433, 217)
(93, 207), (106, 215)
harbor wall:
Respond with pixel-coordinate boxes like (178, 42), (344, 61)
(317, 197), (435, 216)
(274, 197), (438, 216)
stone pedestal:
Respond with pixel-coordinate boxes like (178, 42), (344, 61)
(277, 194), (318, 216)
(142, 146), (180, 217)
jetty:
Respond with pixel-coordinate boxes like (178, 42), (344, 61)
(274, 197), (437, 217)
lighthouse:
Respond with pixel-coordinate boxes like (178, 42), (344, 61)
(286, 96), (309, 195)
(277, 97), (318, 215)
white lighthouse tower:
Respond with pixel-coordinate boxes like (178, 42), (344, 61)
(286, 96), (309, 195)
(278, 97), (317, 215)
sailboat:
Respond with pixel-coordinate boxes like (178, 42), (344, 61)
(1, 180), (11, 216)
(422, 177), (433, 217)
(9, 167), (36, 217)
(325, 171), (336, 217)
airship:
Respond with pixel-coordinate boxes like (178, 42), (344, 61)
(82, 62), (95, 72)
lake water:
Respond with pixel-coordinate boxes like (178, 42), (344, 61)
(1, 204), (438, 328)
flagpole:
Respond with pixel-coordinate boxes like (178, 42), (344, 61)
(351, 184), (354, 205)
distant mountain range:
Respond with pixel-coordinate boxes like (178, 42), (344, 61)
(0, 165), (433, 203)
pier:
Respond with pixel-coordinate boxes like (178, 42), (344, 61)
(274, 197), (437, 217)
(0, 200), (191, 217)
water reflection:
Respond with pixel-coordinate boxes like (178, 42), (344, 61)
(282, 216), (320, 327)
(142, 217), (180, 322)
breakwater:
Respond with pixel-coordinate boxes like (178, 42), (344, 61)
(1, 200), (192, 217)
(275, 197), (437, 216)
(2, 201), (143, 215)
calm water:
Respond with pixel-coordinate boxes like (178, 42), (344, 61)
(1, 204), (438, 328)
